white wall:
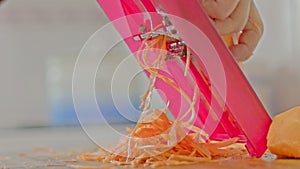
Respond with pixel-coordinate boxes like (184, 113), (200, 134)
(0, 0), (106, 127)
(244, 0), (300, 115)
(0, 0), (300, 128)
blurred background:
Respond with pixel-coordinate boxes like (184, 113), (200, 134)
(0, 0), (300, 129)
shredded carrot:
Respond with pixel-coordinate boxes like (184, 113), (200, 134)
(78, 109), (247, 167)
(69, 164), (115, 169)
(63, 159), (77, 163)
(78, 33), (248, 168)
(184, 47), (191, 76)
(46, 163), (66, 167)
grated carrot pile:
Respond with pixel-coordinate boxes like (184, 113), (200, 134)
(78, 109), (248, 168)
(78, 33), (248, 168)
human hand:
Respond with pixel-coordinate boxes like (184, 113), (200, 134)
(200, 0), (264, 62)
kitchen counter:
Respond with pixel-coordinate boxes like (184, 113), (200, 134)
(1, 125), (300, 169)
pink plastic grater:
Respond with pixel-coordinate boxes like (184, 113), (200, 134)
(97, 0), (272, 157)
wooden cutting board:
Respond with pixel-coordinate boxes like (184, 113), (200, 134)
(1, 127), (299, 168)
(158, 159), (300, 169)
(1, 149), (300, 169)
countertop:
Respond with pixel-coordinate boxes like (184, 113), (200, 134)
(1, 125), (300, 169)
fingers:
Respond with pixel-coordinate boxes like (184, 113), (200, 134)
(213, 0), (251, 35)
(199, 0), (263, 62)
(200, 0), (240, 20)
(229, 0), (264, 61)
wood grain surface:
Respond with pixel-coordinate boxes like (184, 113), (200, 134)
(1, 126), (299, 168)
(1, 149), (300, 169)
